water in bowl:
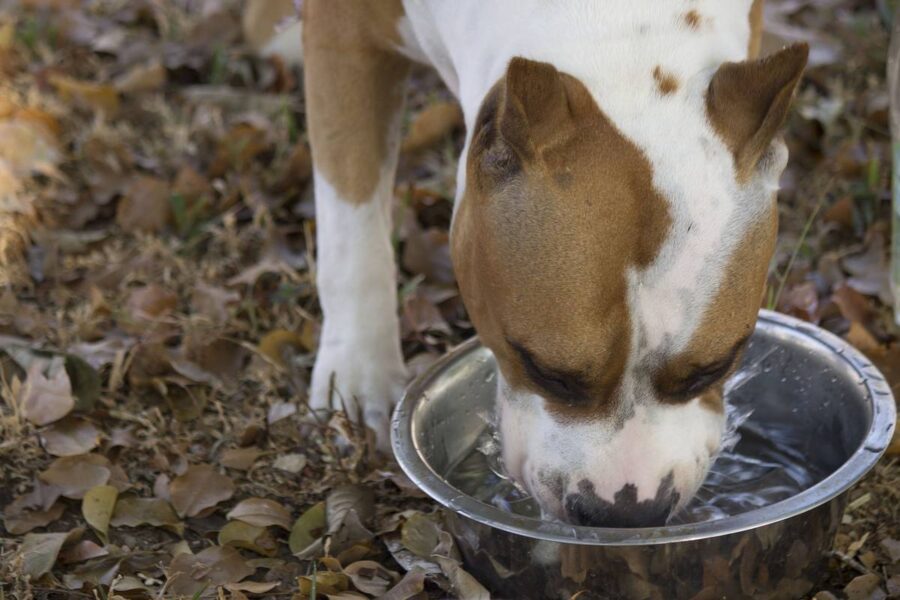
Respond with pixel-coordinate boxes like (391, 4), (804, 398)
(444, 354), (829, 525)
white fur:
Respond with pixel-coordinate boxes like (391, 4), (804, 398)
(397, 0), (785, 518)
(498, 374), (726, 518)
(310, 171), (408, 452)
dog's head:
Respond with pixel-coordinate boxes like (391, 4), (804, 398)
(450, 46), (807, 526)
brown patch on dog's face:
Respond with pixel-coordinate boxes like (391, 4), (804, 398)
(653, 66), (679, 96)
(451, 58), (671, 420)
(654, 194), (776, 407)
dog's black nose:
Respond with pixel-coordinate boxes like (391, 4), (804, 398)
(564, 474), (679, 528)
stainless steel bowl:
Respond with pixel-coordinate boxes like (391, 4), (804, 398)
(392, 310), (896, 599)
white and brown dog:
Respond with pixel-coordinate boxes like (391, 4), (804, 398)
(301, 0), (807, 527)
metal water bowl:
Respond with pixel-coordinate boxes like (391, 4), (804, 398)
(392, 310), (896, 599)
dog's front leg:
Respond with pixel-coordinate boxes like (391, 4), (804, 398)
(303, 0), (410, 453)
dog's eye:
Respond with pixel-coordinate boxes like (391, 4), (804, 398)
(662, 335), (749, 400)
(508, 340), (588, 404)
(670, 359), (734, 399)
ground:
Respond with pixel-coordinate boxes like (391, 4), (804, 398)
(0, 0), (897, 599)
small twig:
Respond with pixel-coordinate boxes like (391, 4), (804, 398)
(826, 550), (874, 576)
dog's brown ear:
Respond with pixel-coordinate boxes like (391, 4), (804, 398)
(707, 43), (808, 178)
(495, 57), (574, 164)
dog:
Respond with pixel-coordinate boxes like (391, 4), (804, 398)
(301, 0), (807, 527)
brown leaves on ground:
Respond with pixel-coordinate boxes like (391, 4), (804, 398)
(165, 545), (255, 596)
(126, 284), (178, 322)
(19, 528), (84, 579)
(3, 497), (65, 535)
(116, 175), (172, 233)
(401, 101), (463, 155)
(39, 416), (101, 456)
(258, 328), (314, 367)
(81, 485), (117, 542)
(21, 358), (74, 425)
(47, 74), (119, 114)
(226, 497), (292, 530)
(169, 464), (235, 518)
(39, 454), (113, 499)
(110, 496), (180, 530)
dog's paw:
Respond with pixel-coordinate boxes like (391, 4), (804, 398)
(310, 342), (408, 454)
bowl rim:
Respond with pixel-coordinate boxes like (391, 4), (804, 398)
(391, 310), (897, 546)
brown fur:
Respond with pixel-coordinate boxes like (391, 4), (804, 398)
(698, 386), (725, 414)
(653, 66), (679, 95)
(302, 0), (409, 204)
(657, 203), (776, 411)
(706, 43), (808, 181)
(683, 10), (703, 30)
(451, 58), (671, 420)
(748, 0), (765, 59)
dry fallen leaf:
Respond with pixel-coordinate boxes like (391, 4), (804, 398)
(381, 567), (427, 600)
(275, 142), (312, 190)
(191, 282), (240, 324)
(173, 165), (213, 201)
(59, 540), (108, 565)
(110, 496), (181, 530)
(842, 233), (893, 305)
(169, 463), (236, 518)
(400, 512), (442, 558)
(114, 59), (167, 94)
(343, 560), (398, 597)
(48, 74), (120, 114)
(3, 497), (65, 535)
(298, 571), (350, 596)
(434, 555), (491, 600)
(40, 454), (111, 499)
(183, 335), (248, 383)
(116, 175), (172, 233)
(209, 122), (271, 176)
(843, 573), (884, 600)
(68, 336), (136, 370)
(777, 280), (819, 323)
(401, 101), (463, 155)
(21, 358), (75, 426)
(258, 329), (308, 367)
(218, 520), (278, 556)
(127, 284), (178, 321)
(81, 484), (118, 542)
(881, 538), (900, 563)
(227, 497), (292, 530)
(289, 501), (325, 555)
(19, 528), (83, 579)
(166, 545), (255, 596)
(327, 485), (375, 536)
(219, 447), (263, 471)
(846, 322), (882, 355)
(224, 580), (280, 594)
(272, 452), (306, 474)
(833, 283), (874, 327)
(0, 118), (59, 178)
(39, 417), (101, 456)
